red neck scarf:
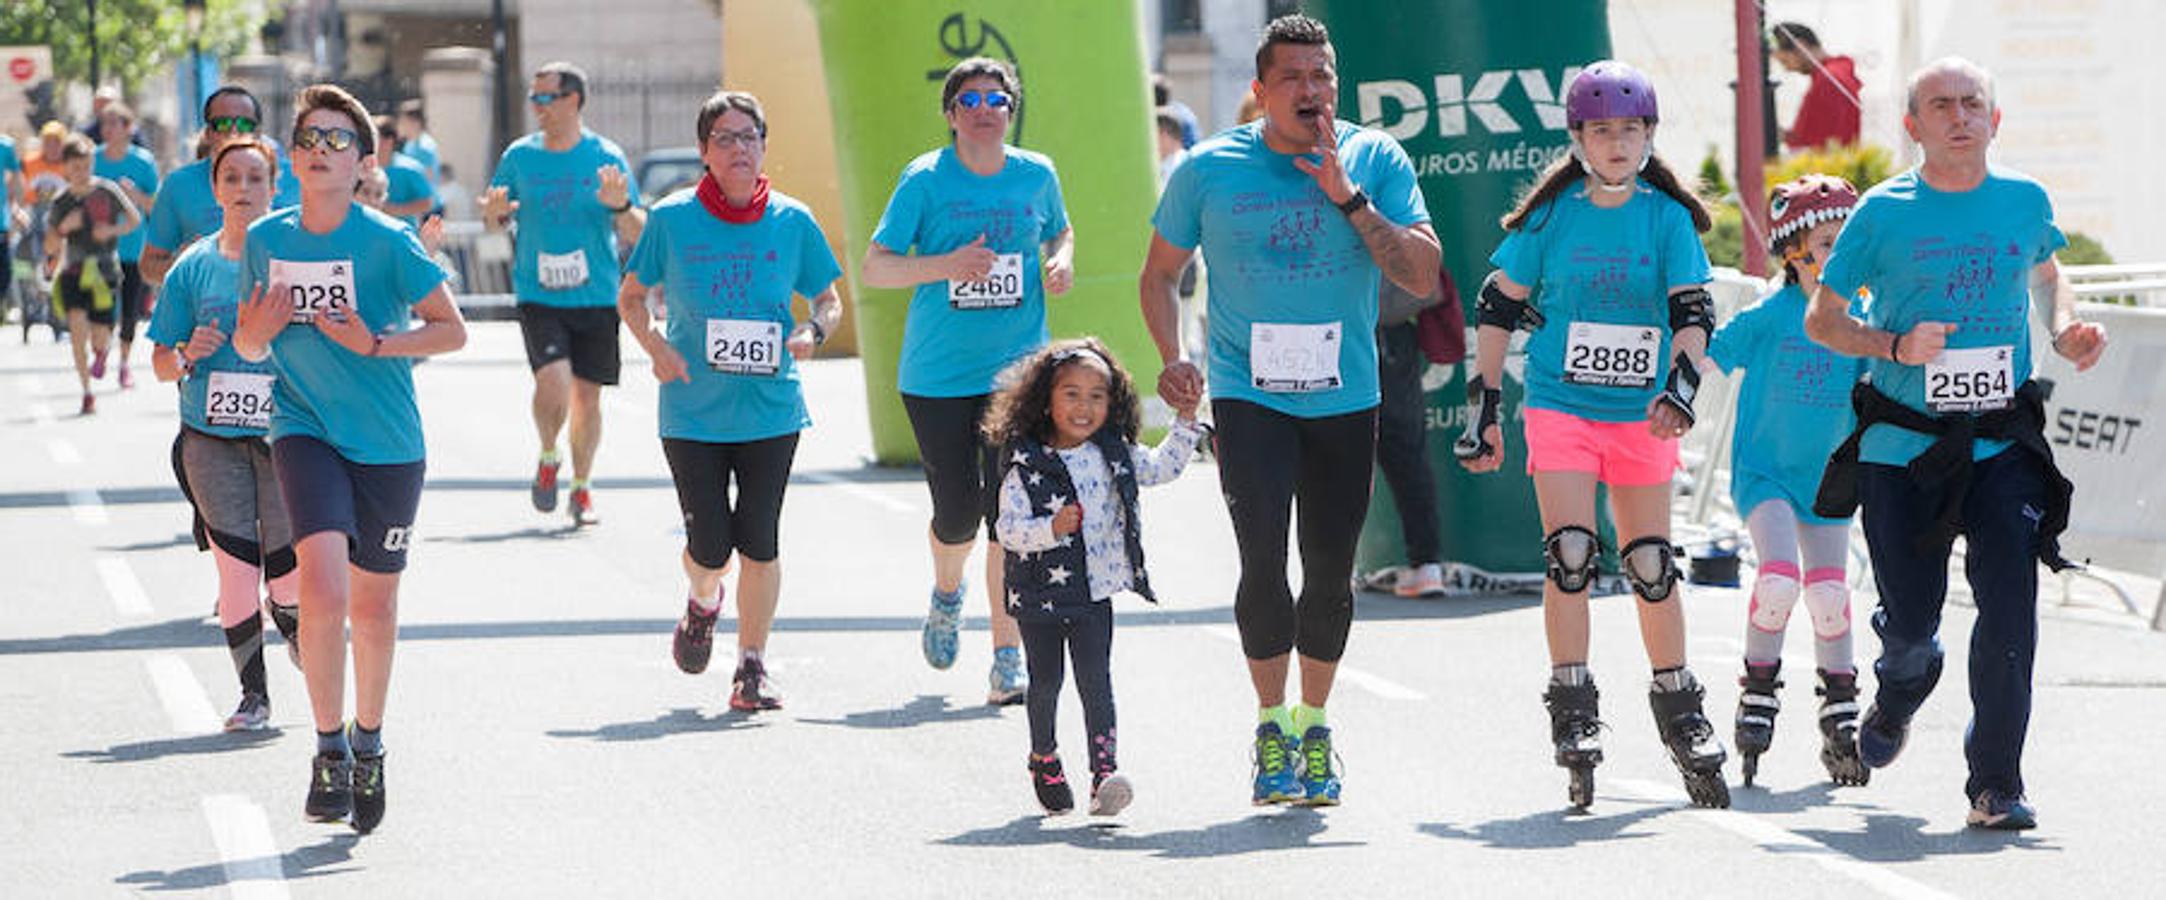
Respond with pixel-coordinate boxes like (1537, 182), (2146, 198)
(699, 173), (769, 224)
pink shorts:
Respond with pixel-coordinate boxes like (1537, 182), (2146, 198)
(1522, 407), (1679, 486)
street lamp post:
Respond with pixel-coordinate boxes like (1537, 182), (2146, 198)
(184, 0), (206, 127)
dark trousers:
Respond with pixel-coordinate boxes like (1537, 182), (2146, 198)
(1213, 400), (1377, 663)
(1020, 603), (1116, 775)
(1859, 449), (2046, 799)
(1376, 322), (1441, 565)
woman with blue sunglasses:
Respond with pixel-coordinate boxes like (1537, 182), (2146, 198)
(862, 56), (1075, 707)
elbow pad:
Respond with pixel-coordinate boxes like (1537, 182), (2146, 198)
(1476, 271), (1544, 332)
(1669, 287), (1715, 335)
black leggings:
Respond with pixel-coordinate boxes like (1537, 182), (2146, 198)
(1213, 399), (1377, 663)
(900, 393), (1000, 545)
(1020, 603), (1117, 774)
(115, 262), (148, 343)
(662, 433), (801, 569)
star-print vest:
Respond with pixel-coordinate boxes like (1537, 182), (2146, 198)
(1002, 431), (1157, 623)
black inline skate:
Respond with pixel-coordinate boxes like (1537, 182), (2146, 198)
(1734, 661), (1782, 787)
(1543, 682), (1604, 810)
(1651, 681), (1731, 808)
(1816, 669), (1869, 786)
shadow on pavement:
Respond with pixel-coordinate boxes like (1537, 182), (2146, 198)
(939, 808), (1363, 857)
(63, 729), (282, 764)
(1794, 814), (2061, 861)
(798, 694), (1005, 730)
(114, 833), (361, 891)
(429, 524), (582, 545)
(1418, 797), (1670, 849)
(100, 531), (200, 553)
(545, 707), (767, 742)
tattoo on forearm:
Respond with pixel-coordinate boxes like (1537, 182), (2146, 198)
(1352, 208), (1422, 286)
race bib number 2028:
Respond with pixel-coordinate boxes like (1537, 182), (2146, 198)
(270, 259), (356, 324)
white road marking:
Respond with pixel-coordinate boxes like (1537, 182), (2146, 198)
(1202, 625), (1427, 701)
(96, 556), (154, 617)
(199, 794), (292, 899)
(68, 488), (109, 525)
(1611, 777), (1961, 900)
(797, 470), (920, 514)
(46, 438), (81, 465)
(145, 654), (223, 735)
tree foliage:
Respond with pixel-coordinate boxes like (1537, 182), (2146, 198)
(0, 0), (271, 95)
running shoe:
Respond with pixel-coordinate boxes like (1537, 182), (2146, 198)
(1394, 562), (1447, 598)
(1857, 703), (1911, 769)
(729, 656), (784, 712)
(1966, 789), (2037, 831)
(223, 693), (270, 732)
(568, 487), (599, 527)
(304, 751), (353, 822)
(987, 645), (1027, 706)
(1297, 725), (1343, 806)
(1089, 771), (1133, 816)
(530, 458), (560, 512)
(89, 348), (108, 380)
(921, 584), (963, 670)
(79, 393), (95, 416)
(118, 364), (133, 389)
(266, 602), (301, 670)
(351, 751), (387, 834)
(1029, 755), (1075, 815)
(1251, 722), (1304, 805)
(672, 600), (719, 675)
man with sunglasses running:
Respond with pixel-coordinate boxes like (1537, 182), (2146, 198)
(142, 86), (301, 285)
(484, 62), (646, 527)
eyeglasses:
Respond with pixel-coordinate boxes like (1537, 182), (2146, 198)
(528, 91), (570, 107)
(708, 128), (764, 148)
(208, 116), (259, 134)
(950, 90), (1013, 111)
(293, 125), (359, 153)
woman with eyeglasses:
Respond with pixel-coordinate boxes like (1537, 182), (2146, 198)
(625, 91), (843, 712)
(861, 56), (1076, 706)
(231, 84), (467, 835)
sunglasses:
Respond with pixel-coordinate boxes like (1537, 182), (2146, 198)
(950, 90), (1013, 111)
(293, 125), (359, 153)
(528, 91), (571, 107)
(208, 116), (259, 134)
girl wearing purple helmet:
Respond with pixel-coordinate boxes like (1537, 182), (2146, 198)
(1457, 60), (1730, 809)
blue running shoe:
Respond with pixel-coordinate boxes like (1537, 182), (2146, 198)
(1251, 722), (1304, 805)
(1966, 789), (2038, 831)
(1857, 703), (1910, 769)
(921, 584), (963, 670)
(1297, 725), (1343, 807)
(987, 645), (1027, 705)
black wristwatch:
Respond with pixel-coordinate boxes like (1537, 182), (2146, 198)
(1335, 189), (1370, 216)
(807, 318), (828, 346)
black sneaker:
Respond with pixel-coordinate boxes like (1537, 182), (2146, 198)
(351, 752), (387, 834)
(304, 751), (353, 822)
(729, 656), (784, 712)
(672, 601), (718, 675)
(1029, 755), (1075, 815)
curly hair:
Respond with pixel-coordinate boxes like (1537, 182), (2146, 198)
(981, 337), (1142, 452)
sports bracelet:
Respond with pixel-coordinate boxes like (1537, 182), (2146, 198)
(1889, 330), (1904, 364)
(808, 318), (827, 346)
(369, 334), (384, 357)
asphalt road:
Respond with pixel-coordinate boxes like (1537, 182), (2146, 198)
(4, 322), (2162, 898)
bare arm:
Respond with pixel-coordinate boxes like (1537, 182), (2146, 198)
(1040, 225), (1075, 295)
(2033, 255), (2108, 370)
(612, 205), (646, 249)
(140, 244), (177, 284)
(1139, 233), (1195, 366)
(861, 238), (988, 290)
(381, 284), (467, 357)
(1805, 282), (1905, 362)
(618, 271), (690, 384)
(1353, 214), (1442, 297)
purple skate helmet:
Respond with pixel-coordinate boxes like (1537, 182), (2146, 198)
(1565, 61), (1659, 128)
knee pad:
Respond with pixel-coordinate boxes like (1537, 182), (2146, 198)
(1746, 572), (1802, 633)
(1621, 537), (1681, 603)
(1802, 579), (1853, 639)
(1544, 526), (1601, 593)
